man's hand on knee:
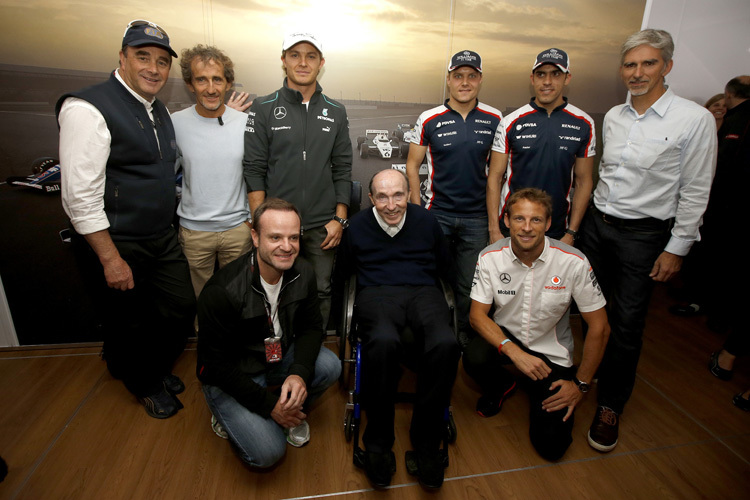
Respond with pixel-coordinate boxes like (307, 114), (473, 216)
(505, 344), (552, 381)
(541, 379), (582, 422)
(279, 375), (307, 411)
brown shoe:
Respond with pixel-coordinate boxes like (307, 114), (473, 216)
(588, 406), (619, 452)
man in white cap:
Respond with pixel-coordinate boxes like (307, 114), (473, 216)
(488, 48), (595, 247)
(244, 32), (352, 328)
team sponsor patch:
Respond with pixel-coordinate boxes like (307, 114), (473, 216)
(559, 135), (582, 141)
(271, 126), (291, 131)
(561, 123), (580, 130)
(274, 106), (287, 119)
(544, 275), (566, 290)
(516, 123), (536, 130)
(476, 119), (492, 125)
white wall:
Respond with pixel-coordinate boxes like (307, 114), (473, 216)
(643, 0), (750, 104)
(0, 273), (20, 347)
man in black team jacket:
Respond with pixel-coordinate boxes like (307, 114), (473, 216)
(244, 32), (352, 329)
(197, 198), (340, 469)
(338, 169), (460, 490)
(56, 20), (195, 419)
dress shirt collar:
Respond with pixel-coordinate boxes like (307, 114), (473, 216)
(508, 236), (550, 267)
(114, 69), (155, 109)
(624, 85), (674, 118)
(372, 206), (406, 237)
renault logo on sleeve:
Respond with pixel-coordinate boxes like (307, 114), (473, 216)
(499, 273), (511, 284)
(274, 106), (287, 119)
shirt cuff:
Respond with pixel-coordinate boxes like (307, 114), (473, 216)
(664, 235), (693, 257)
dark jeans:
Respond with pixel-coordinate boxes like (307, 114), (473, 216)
(578, 206), (671, 414)
(463, 334), (575, 461)
(299, 225), (336, 329)
(356, 285), (460, 453)
(432, 212), (488, 343)
(73, 228), (196, 397)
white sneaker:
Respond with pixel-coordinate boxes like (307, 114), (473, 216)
(285, 420), (310, 447)
(211, 415), (228, 439)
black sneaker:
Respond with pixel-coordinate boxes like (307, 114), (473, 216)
(406, 450), (446, 490)
(587, 406), (619, 452)
(708, 352), (733, 381)
(476, 381), (517, 418)
(138, 388), (182, 419)
(162, 374), (186, 394)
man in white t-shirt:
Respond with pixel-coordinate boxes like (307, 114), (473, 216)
(463, 188), (609, 461)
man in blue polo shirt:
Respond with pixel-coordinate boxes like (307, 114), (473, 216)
(405, 50), (502, 347)
(487, 48), (595, 246)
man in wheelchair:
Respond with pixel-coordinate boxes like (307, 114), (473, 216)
(337, 169), (461, 489)
(463, 188), (610, 460)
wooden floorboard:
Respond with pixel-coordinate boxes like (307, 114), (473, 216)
(1, 285), (748, 499)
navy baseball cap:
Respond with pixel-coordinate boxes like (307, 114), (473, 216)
(448, 50), (482, 73)
(532, 48), (569, 73)
(122, 19), (177, 58)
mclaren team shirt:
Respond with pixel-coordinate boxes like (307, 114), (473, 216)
(412, 100), (502, 216)
(471, 237), (605, 367)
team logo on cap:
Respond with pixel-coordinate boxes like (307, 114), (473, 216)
(144, 27), (164, 39)
(274, 106), (287, 120)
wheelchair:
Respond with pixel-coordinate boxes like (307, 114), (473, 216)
(337, 273), (458, 472)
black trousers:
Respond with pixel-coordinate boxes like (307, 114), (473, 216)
(578, 206), (671, 414)
(463, 333), (576, 461)
(74, 228), (196, 397)
(356, 285), (460, 453)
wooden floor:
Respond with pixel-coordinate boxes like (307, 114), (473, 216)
(0, 284), (748, 499)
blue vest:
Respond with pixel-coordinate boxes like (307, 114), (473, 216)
(56, 72), (177, 241)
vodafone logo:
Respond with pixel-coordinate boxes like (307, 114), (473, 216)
(550, 276), (562, 286)
(545, 275), (566, 290)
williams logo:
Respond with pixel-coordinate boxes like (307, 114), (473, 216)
(274, 106), (287, 120)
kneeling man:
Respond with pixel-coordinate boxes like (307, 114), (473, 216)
(338, 169), (460, 489)
(197, 198), (340, 468)
(463, 188), (609, 460)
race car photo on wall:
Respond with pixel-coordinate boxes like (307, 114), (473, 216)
(356, 129), (406, 160)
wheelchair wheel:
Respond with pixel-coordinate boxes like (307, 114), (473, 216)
(445, 411), (457, 444)
(344, 409), (355, 442)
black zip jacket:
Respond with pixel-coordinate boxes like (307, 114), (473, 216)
(243, 79), (352, 229)
(196, 250), (324, 418)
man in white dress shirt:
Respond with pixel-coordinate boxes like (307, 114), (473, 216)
(578, 29), (717, 452)
(56, 20), (195, 419)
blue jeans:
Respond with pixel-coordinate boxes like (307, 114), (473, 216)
(432, 213), (488, 344)
(201, 346), (340, 468)
(578, 206), (670, 414)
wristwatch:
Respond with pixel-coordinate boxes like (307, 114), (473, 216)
(333, 215), (349, 229)
(573, 376), (590, 393)
(565, 228), (578, 240)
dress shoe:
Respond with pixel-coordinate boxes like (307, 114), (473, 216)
(668, 303), (702, 317)
(476, 381), (517, 417)
(708, 351), (733, 381)
(357, 450), (395, 489)
(733, 392), (750, 411)
(162, 374), (186, 394)
(406, 450), (446, 489)
(587, 406), (619, 452)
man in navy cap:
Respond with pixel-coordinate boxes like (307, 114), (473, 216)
(56, 20), (195, 419)
(488, 48), (595, 247)
(405, 50), (502, 348)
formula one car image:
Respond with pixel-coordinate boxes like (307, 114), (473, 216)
(5, 157), (61, 194)
(391, 123), (413, 141)
(356, 129), (405, 160)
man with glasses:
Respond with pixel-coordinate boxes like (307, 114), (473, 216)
(337, 169), (460, 490)
(56, 20), (195, 419)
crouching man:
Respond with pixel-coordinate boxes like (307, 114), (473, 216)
(197, 198), (340, 468)
(463, 188), (609, 460)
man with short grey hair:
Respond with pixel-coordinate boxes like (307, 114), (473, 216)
(578, 28), (717, 452)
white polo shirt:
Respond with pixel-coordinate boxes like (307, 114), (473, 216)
(471, 237), (605, 367)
